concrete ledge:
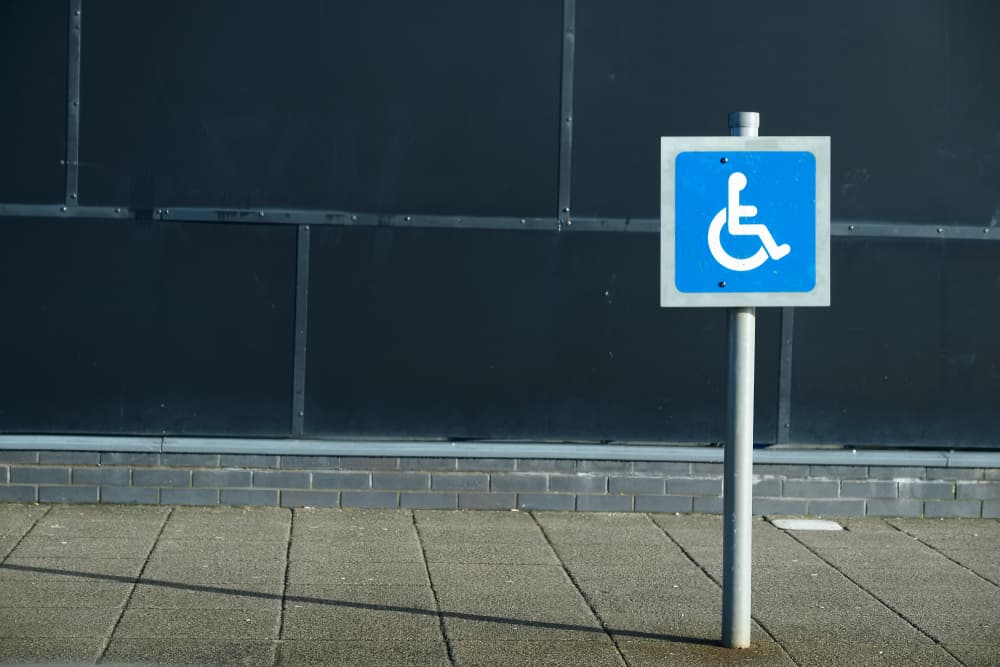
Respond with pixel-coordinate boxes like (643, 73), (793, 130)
(0, 435), (997, 468)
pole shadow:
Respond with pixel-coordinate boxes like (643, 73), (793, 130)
(0, 562), (720, 647)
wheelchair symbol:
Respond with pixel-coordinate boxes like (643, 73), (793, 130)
(708, 172), (790, 272)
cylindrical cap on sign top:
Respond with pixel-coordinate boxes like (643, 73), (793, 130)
(728, 111), (760, 137)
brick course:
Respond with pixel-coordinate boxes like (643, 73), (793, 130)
(1, 449), (998, 518)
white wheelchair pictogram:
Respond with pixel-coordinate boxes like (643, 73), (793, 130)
(708, 172), (791, 272)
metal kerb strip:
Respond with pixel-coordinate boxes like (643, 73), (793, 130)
(557, 0), (576, 226)
(291, 225), (311, 435)
(65, 0), (82, 206)
(3, 435), (982, 467)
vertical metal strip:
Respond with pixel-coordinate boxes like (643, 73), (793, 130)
(291, 225), (311, 435)
(557, 0), (576, 224)
(65, 0), (82, 206)
(776, 306), (795, 444)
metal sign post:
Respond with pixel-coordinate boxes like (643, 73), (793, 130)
(722, 111), (758, 649)
(659, 113), (830, 649)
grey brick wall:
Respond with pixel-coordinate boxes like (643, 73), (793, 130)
(0, 450), (996, 517)
(518, 493), (575, 511)
(431, 473), (488, 492)
(400, 492), (458, 510)
(491, 474), (546, 493)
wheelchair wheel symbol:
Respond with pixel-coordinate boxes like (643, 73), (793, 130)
(708, 172), (790, 272)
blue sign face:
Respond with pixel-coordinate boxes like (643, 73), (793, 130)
(674, 151), (816, 293)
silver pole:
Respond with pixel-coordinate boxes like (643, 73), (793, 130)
(722, 110), (758, 649)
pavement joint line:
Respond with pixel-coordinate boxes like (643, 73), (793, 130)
(781, 520), (968, 667)
(278, 508), (295, 649)
(0, 504), (53, 565)
(412, 510), (457, 666)
(883, 518), (1000, 590)
(644, 514), (802, 666)
(98, 506), (173, 663)
(529, 512), (630, 667)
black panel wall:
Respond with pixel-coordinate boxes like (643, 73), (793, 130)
(791, 238), (1000, 447)
(572, 0), (1000, 225)
(0, 0), (68, 203)
(306, 228), (779, 443)
(0, 218), (296, 435)
(0, 1), (998, 448)
(79, 0), (561, 216)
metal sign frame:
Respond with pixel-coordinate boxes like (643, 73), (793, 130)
(660, 136), (831, 308)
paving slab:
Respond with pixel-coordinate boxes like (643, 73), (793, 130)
(945, 643), (1000, 667)
(427, 563), (571, 591)
(535, 511), (669, 545)
(751, 522), (935, 645)
(415, 512), (544, 544)
(422, 540), (558, 565)
(0, 557), (146, 581)
(0, 580), (133, 608)
(617, 638), (795, 666)
(0, 606), (120, 638)
(450, 639), (625, 666)
(293, 508), (414, 532)
(433, 585), (592, 615)
(277, 640), (450, 666)
(0, 638), (106, 663)
(129, 582), (282, 609)
(781, 641), (962, 667)
(0, 503), (48, 535)
(103, 638), (278, 666)
(0, 505), (997, 666)
(142, 557), (286, 586)
(605, 610), (773, 645)
(9, 535), (156, 559)
(287, 560), (430, 585)
(291, 524), (417, 542)
(284, 583), (436, 610)
(548, 541), (685, 567)
(289, 537), (424, 563)
(0, 535), (20, 559)
(644, 514), (958, 651)
(886, 517), (1000, 584)
(161, 506), (290, 541)
(415, 524), (545, 545)
(112, 607), (281, 639)
(152, 537), (290, 561)
(282, 605), (442, 640)
(414, 509), (532, 528)
(442, 612), (604, 642)
(793, 521), (1000, 647)
(29, 506), (166, 539)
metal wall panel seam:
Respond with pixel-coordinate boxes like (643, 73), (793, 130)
(557, 0), (576, 228)
(2, 204), (997, 242)
(291, 225), (310, 435)
(65, 0), (82, 206)
(775, 308), (795, 444)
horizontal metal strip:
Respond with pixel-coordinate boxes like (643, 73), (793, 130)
(0, 435), (162, 452)
(2, 204), (998, 240)
(832, 220), (998, 240)
(0, 435), (994, 467)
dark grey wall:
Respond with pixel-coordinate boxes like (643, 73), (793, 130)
(1, 1), (998, 447)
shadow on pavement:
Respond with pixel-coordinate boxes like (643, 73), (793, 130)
(0, 562), (719, 647)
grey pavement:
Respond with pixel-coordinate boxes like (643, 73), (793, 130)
(0, 505), (997, 666)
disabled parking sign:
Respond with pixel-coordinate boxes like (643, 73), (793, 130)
(661, 136), (830, 307)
